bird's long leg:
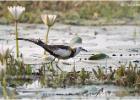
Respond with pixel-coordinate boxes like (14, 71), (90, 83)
(49, 58), (56, 71)
(56, 59), (63, 72)
(50, 58), (56, 64)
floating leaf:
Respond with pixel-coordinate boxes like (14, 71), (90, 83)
(89, 53), (109, 60)
(70, 36), (82, 44)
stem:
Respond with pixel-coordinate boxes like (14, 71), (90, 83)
(46, 26), (50, 44)
(44, 26), (50, 55)
(15, 20), (19, 58)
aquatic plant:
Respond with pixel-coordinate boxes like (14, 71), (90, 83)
(92, 66), (105, 80)
(1, 47), (140, 93)
(0, 48), (12, 65)
(52, 71), (67, 88)
(25, 64), (32, 75)
(70, 36), (82, 45)
(89, 53), (109, 60)
(8, 6), (25, 58)
(2, 77), (8, 99)
(41, 14), (57, 44)
(41, 14), (57, 55)
(109, 62), (140, 88)
(135, 73), (140, 90)
(91, 61), (140, 89)
(79, 68), (90, 85)
(66, 71), (78, 86)
(114, 64), (125, 80)
(0, 48), (33, 88)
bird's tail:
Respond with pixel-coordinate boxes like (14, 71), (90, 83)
(18, 38), (47, 48)
(18, 38), (55, 55)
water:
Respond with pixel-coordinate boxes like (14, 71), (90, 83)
(0, 23), (140, 99)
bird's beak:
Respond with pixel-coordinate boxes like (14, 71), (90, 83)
(82, 48), (88, 52)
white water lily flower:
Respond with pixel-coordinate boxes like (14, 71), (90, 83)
(8, 6), (25, 20)
(41, 14), (57, 27)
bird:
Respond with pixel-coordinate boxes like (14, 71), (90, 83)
(18, 38), (88, 71)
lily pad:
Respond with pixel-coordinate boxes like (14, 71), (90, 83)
(70, 36), (82, 44)
(88, 53), (109, 60)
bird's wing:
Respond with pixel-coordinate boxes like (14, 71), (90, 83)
(47, 45), (72, 57)
(47, 45), (71, 51)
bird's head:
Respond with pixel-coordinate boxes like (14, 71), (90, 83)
(77, 47), (88, 52)
(74, 47), (88, 56)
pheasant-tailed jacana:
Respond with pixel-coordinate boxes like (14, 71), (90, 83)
(18, 38), (87, 71)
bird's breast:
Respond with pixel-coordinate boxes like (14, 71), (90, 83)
(53, 49), (71, 58)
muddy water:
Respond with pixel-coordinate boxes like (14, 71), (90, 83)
(0, 23), (140, 99)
